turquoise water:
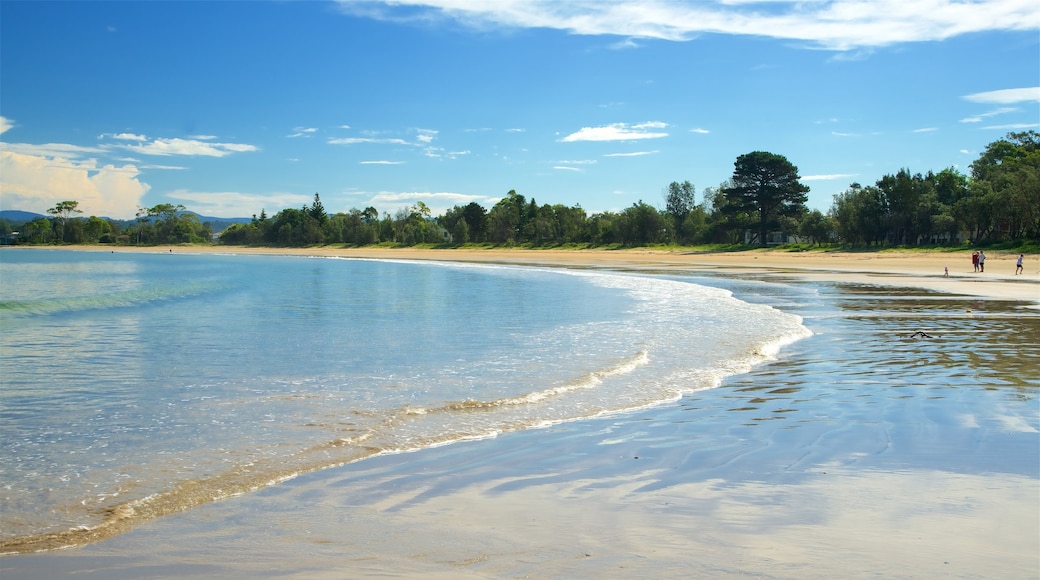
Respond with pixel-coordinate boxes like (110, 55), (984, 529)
(0, 250), (810, 550)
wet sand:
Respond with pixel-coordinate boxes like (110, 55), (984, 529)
(2, 247), (1037, 578)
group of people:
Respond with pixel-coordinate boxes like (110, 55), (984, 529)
(968, 251), (1026, 275)
(971, 250), (986, 272)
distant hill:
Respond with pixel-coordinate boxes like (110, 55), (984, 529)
(0, 210), (251, 232)
(0, 210), (46, 222)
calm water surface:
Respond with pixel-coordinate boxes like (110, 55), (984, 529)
(0, 249), (810, 551)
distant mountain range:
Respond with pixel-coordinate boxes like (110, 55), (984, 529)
(0, 210), (252, 232)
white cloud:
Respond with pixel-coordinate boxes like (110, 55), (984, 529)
(2, 142), (107, 158)
(963, 87), (1040, 104)
(690, 128), (710, 134)
(415, 129), (438, 143)
(560, 122), (669, 142)
(980, 123), (1039, 130)
(802, 173), (858, 181)
(166, 189), (311, 218)
(603, 150), (659, 157)
(338, 0), (1040, 51)
(329, 137), (411, 145)
(106, 132), (147, 141)
(117, 136), (259, 157)
(288, 127), (318, 138)
(0, 116), (12, 134)
(557, 159), (598, 165)
(424, 147), (470, 159)
(913, 127), (939, 133)
(554, 166), (583, 172)
(0, 150), (149, 218)
(360, 160), (406, 165)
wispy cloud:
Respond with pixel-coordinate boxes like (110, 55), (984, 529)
(963, 87), (1040, 104)
(603, 150), (659, 157)
(1, 142), (107, 159)
(288, 127), (318, 138)
(689, 128), (710, 134)
(980, 123), (1039, 130)
(0, 116), (12, 134)
(360, 160), (406, 165)
(960, 106), (1017, 123)
(337, 1), (1040, 51)
(329, 137), (411, 145)
(560, 121), (668, 142)
(913, 127), (938, 133)
(415, 128), (438, 143)
(554, 166), (583, 172)
(97, 134), (259, 157)
(110, 132), (147, 141)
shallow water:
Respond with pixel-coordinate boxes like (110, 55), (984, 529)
(0, 250), (809, 552)
(1, 253), (1037, 578)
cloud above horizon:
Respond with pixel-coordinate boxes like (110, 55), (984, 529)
(0, 150), (150, 218)
(561, 122), (669, 142)
(97, 134), (259, 157)
(962, 87), (1040, 104)
(336, 0), (1040, 51)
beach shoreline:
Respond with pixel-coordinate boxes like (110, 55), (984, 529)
(1, 246), (1037, 578)
(8, 245), (1039, 303)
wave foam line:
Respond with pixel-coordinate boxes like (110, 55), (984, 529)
(406, 350), (649, 415)
(0, 434), (383, 555)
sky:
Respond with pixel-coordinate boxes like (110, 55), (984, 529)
(1, 0), (1038, 221)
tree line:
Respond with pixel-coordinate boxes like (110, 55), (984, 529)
(6, 132), (1037, 248)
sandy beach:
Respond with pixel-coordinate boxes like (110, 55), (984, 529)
(1, 246), (1037, 579)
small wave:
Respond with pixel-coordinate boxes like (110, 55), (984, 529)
(413, 350), (650, 415)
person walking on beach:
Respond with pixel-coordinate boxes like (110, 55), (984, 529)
(979, 251), (986, 273)
(972, 251), (979, 272)
(1016, 254), (1024, 275)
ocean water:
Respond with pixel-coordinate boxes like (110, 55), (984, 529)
(0, 249), (811, 552)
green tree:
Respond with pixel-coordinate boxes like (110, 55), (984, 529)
(47, 200), (82, 242)
(665, 180), (696, 241)
(83, 216), (112, 243)
(830, 183), (887, 246)
(797, 209), (834, 246)
(969, 131), (1039, 241)
(724, 152), (809, 245)
(309, 193), (327, 225)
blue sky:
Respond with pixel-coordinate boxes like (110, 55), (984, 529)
(1, 1), (1038, 220)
